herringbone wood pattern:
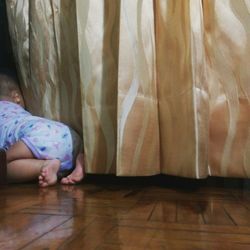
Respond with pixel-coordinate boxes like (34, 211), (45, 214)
(0, 176), (250, 249)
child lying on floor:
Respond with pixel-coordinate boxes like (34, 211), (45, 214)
(0, 72), (85, 187)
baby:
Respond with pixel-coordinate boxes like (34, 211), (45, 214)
(0, 72), (85, 187)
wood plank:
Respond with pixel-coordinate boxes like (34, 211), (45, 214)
(96, 244), (147, 250)
(22, 216), (96, 250)
(103, 226), (155, 248)
(0, 182), (250, 249)
(148, 239), (250, 250)
(118, 219), (250, 235)
(57, 217), (115, 250)
(231, 190), (250, 201)
(151, 228), (250, 244)
(101, 225), (250, 248)
(96, 242), (250, 250)
(119, 201), (156, 220)
(176, 201), (205, 224)
(0, 214), (70, 250)
(203, 201), (235, 225)
(140, 187), (236, 202)
(223, 203), (250, 226)
(60, 185), (139, 209)
(149, 201), (176, 222)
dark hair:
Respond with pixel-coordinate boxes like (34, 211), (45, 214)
(0, 68), (19, 97)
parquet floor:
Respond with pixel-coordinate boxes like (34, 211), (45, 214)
(1, 176), (250, 249)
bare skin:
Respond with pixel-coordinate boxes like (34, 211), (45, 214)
(7, 141), (43, 182)
(38, 159), (60, 187)
(6, 141), (84, 187)
(60, 153), (85, 185)
(6, 141), (60, 187)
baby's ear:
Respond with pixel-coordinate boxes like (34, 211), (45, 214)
(10, 90), (23, 106)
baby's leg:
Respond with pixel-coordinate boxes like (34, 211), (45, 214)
(6, 141), (60, 187)
(7, 141), (39, 181)
(7, 140), (34, 162)
(61, 153), (85, 185)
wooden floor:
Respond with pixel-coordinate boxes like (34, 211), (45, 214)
(1, 176), (250, 249)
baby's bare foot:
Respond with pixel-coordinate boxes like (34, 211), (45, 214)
(61, 153), (85, 185)
(38, 159), (60, 187)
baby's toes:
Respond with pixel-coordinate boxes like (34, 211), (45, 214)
(39, 180), (44, 186)
(41, 170), (47, 177)
(38, 175), (43, 181)
(61, 177), (69, 184)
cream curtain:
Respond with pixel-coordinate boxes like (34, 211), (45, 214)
(6, 0), (250, 178)
(204, 0), (250, 177)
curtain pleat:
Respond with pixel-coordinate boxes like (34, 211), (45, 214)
(204, 0), (250, 177)
(6, 0), (30, 103)
(5, 0), (250, 177)
(7, 0), (82, 134)
(76, 0), (120, 174)
(155, 0), (208, 178)
(117, 0), (160, 176)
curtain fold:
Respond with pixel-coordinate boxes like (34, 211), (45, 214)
(5, 0), (250, 178)
(7, 0), (82, 134)
(155, 0), (208, 178)
(204, 0), (250, 177)
(117, 0), (160, 176)
(76, 0), (119, 174)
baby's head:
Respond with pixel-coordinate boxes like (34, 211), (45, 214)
(0, 70), (25, 107)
